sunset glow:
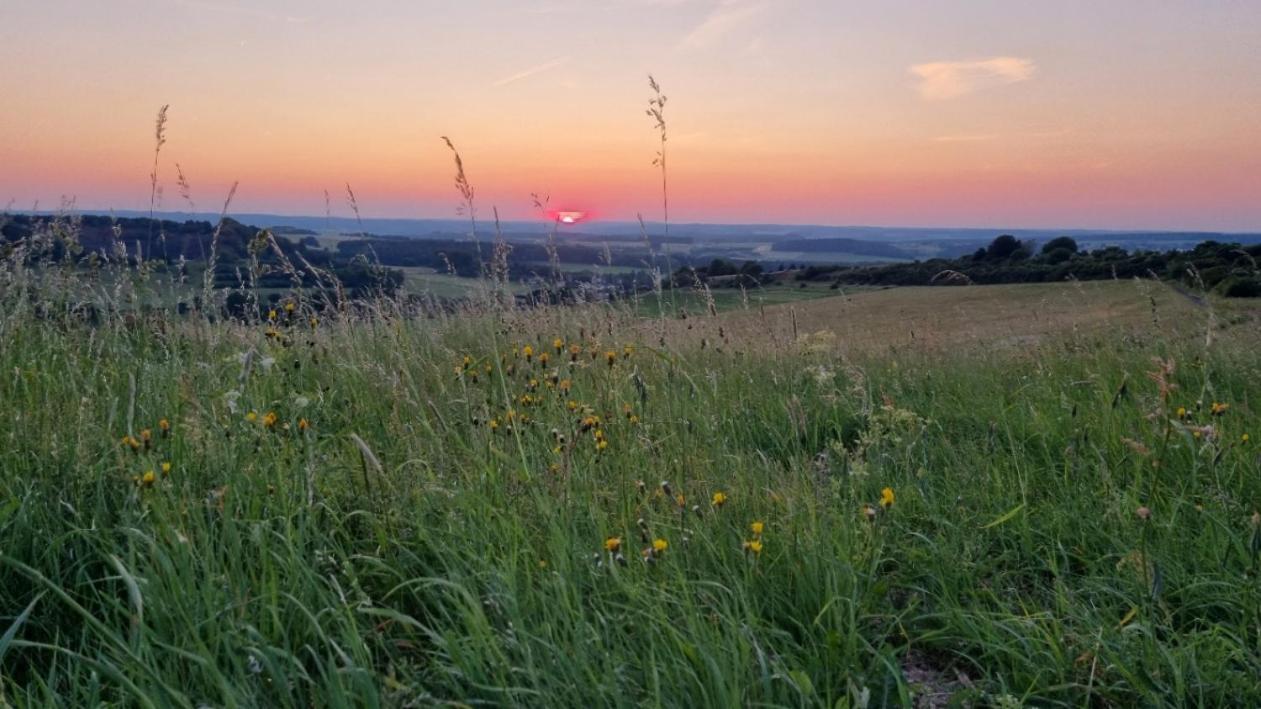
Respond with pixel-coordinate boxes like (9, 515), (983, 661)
(2, 1), (1259, 230)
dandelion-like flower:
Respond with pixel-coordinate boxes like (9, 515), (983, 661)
(742, 539), (763, 555)
(653, 538), (669, 553)
(880, 487), (895, 509)
(711, 491), (727, 508)
(140, 470), (157, 487)
(750, 521), (764, 536)
(262, 411), (278, 428)
(605, 537), (622, 553)
(161, 462), (171, 476)
(1211, 402), (1229, 416)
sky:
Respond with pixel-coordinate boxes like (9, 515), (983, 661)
(2, 0), (1260, 230)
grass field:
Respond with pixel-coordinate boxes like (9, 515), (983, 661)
(2, 272), (1260, 707)
(631, 282), (857, 318)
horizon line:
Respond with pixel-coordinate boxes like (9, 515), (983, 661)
(8, 207), (1260, 237)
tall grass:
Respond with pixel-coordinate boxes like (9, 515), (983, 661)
(0, 239), (1258, 705)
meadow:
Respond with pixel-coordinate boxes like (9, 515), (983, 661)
(1, 258), (1259, 707)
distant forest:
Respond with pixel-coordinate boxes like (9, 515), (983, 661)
(687, 235), (1261, 298)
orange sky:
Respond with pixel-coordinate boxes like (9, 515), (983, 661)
(2, 1), (1260, 230)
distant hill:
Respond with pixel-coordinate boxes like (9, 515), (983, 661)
(41, 210), (1260, 247)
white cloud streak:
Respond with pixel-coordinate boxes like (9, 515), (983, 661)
(909, 57), (1035, 100)
(680, 2), (765, 49)
(491, 56), (571, 87)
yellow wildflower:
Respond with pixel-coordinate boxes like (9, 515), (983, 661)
(605, 537), (622, 553)
(553, 337), (564, 352)
(141, 470), (156, 487)
(245, 411), (258, 423)
(750, 521), (764, 536)
(262, 411), (278, 428)
(298, 418), (310, 432)
(652, 538), (669, 553)
(160, 462), (171, 476)
(711, 491), (728, 507)
(743, 539), (763, 555)
(880, 487), (895, 509)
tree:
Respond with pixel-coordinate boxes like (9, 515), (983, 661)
(1040, 236), (1079, 255)
(986, 235), (1027, 260)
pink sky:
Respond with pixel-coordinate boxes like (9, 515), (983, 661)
(2, 0), (1259, 230)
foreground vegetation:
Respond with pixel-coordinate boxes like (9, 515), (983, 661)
(1, 261), (1259, 707)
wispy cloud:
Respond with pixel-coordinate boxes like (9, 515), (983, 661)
(680, 2), (765, 49)
(491, 56), (571, 87)
(909, 57), (1035, 100)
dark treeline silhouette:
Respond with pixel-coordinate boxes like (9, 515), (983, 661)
(780, 236), (1261, 297)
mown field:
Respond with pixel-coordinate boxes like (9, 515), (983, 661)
(1, 275), (1259, 707)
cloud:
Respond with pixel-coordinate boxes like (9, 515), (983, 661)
(909, 57), (1035, 100)
(491, 56), (571, 87)
(680, 2), (765, 49)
